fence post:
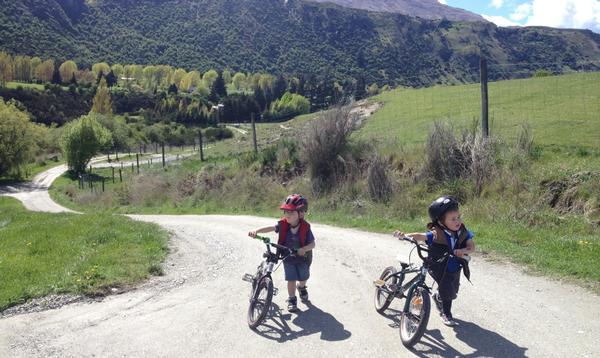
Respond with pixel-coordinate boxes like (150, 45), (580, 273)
(162, 143), (166, 168)
(199, 130), (204, 162)
(251, 113), (258, 153)
(112, 167), (115, 183)
(102, 178), (105, 192)
(131, 163), (134, 173)
(119, 169), (122, 182)
(136, 153), (140, 173)
(480, 56), (489, 138)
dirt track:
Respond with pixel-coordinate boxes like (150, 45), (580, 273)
(1, 164), (599, 357)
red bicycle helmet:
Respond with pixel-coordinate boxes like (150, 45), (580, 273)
(280, 194), (308, 212)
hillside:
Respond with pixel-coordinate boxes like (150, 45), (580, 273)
(362, 72), (600, 152)
(308, 0), (485, 22)
(1, 0), (599, 85)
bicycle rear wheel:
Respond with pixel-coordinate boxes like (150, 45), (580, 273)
(247, 276), (273, 329)
(399, 286), (431, 347)
(374, 266), (398, 314)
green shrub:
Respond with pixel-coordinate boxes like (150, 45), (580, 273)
(60, 113), (112, 174)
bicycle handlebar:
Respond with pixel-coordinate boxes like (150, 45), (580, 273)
(397, 235), (470, 263)
(252, 235), (296, 258)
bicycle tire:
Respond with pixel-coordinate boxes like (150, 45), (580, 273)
(247, 276), (273, 329)
(399, 286), (431, 347)
(374, 266), (398, 314)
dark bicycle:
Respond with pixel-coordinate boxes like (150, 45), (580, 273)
(242, 235), (295, 329)
(373, 236), (453, 347)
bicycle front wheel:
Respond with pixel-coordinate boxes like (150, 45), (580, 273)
(399, 286), (431, 347)
(247, 276), (273, 329)
(374, 266), (398, 314)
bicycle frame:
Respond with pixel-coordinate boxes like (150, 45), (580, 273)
(243, 235), (293, 294)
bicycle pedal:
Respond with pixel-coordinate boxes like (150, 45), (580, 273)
(242, 273), (254, 283)
(373, 279), (385, 287)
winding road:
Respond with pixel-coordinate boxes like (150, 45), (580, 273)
(0, 161), (598, 357)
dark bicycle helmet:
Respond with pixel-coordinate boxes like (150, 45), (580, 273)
(428, 196), (459, 223)
(280, 194), (308, 212)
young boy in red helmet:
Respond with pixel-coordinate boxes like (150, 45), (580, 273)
(394, 196), (475, 327)
(249, 194), (316, 312)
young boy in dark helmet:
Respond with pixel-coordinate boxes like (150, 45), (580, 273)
(249, 194), (316, 312)
(394, 196), (475, 326)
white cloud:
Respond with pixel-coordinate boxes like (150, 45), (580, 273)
(438, 0), (447, 4)
(490, 0), (505, 9)
(510, 3), (533, 21)
(483, 14), (521, 27)
(514, 0), (600, 33)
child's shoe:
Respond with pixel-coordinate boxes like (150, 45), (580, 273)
(287, 296), (299, 312)
(298, 285), (309, 302)
(441, 314), (459, 327)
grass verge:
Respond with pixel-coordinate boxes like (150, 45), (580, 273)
(0, 196), (168, 311)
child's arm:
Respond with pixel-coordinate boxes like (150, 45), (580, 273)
(455, 239), (475, 257)
(393, 230), (428, 242)
(248, 226), (276, 238)
(297, 241), (315, 256)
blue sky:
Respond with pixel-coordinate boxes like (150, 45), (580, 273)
(438, 0), (600, 33)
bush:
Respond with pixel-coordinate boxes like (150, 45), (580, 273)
(423, 121), (497, 194)
(302, 104), (361, 193)
(0, 98), (39, 177)
(204, 127), (233, 141)
(533, 69), (552, 78)
(367, 155), (392, 203)
(267, 92), (310, 120)
(258, 139), (301, 177)
(60, 114), (112, 173)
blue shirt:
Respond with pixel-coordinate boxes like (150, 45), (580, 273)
(426, 229), (474, 273)
(275, 222), (315, 264)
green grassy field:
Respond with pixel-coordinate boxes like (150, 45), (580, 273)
(4, 81), (70, 91)
(0, 197), (168, 311)
(363, 72), (600, 150)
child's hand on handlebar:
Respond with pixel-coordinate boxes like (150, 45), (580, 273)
(393, 230), (407, 239)
(248, 231), (257, 238)
(297, 247), (306, 256)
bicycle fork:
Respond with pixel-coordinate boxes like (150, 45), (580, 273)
(402, 268), (429, 314)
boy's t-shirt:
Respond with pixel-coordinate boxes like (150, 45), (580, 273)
(425, 229), (474, 273)
(274, 222), (315, 264)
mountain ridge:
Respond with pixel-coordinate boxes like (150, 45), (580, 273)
(1, 0), (599, 86)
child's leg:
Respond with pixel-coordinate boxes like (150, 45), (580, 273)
(442, 299), (453, 317)
(287, 280), (297, 297)
(298, 280), (307, 288)
(437, 272), (460, 317)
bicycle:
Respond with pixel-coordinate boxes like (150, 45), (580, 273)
(242, 235), (295, 329)
(373, 235), (454, 347)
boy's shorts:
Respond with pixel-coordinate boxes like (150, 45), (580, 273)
(283, 261), (310, 281)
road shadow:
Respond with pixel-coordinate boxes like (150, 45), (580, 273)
(252, 301), (351, 343)
(380, 308), (527, 357)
